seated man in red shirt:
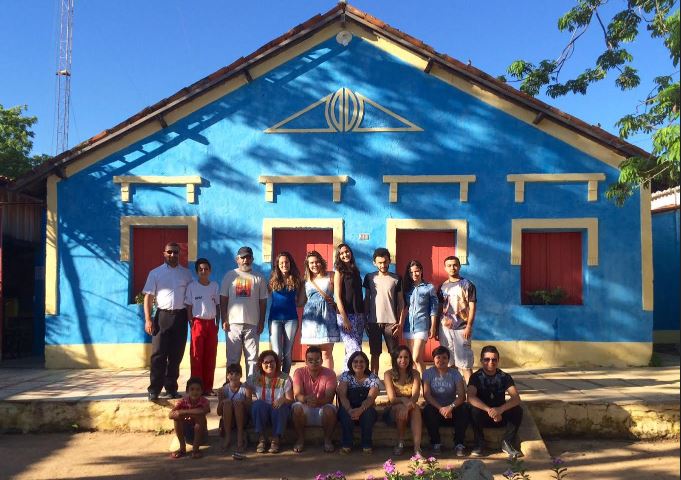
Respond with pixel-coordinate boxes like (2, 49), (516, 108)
(291, 346), (338, 453)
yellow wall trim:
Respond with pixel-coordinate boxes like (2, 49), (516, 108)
(45, 176), (59, 315)
(511, 218), (599, 265)
(113, 175), (202, 203)
(383, 175), (476, 203)
(386, 218), (468, 264)
(507, 173), (606, 202)
(45, 340), (652, 369)
(120, 216), (198, 262)
(258, 175), (349, 203)
(261, 218), (344, 262)
(640, 186), (654, 311)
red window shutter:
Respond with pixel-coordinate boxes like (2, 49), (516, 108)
(132, 227), (188, 302)
(272, 228), (334, 361)
(396, 229), (456, 360)
(521, 232), (582, 305)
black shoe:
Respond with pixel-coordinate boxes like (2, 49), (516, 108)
(148, 392), (159, 401)
(165, 391), (182, 399)
(501, 440), (522, 459)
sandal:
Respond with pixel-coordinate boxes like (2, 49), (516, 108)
(393, 441), (404, 456)
(232, 450), (246, 460)
(292, 443), (304, 454)
(340, 447), (351, 455)
(170, 450), (185, 459)
(268, 440), (280, 454)
(191, 450), (203, 459)
(256, 439), (267, 454)
(362, 447), (373, 455)
(323, 441), (335, 453)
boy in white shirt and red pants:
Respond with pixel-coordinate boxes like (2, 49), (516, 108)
(185, 258), (220, 395)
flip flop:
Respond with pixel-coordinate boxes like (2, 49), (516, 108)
(170, 450), (185, 459)
(292, 443), (304, 454)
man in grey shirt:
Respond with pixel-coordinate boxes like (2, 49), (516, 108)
(363, 248), (403, 374)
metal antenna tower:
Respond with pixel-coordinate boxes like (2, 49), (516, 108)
(54, 0), (74, 154)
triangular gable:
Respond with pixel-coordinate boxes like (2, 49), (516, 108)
(12, 2), (648, 193)
(264, 87), (423, 133)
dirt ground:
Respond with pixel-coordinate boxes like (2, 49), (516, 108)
(0, 432), (678, 480)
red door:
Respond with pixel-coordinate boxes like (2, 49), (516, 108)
(132, 227), (189, 301)
(271, 229), (334, 361)
(396, 230), (455, 361)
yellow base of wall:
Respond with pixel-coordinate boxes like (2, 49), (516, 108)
(45, 340), (653, 370)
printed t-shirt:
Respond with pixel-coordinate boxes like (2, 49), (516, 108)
(468, 368), (514, 408)
(440, 278), (477, 330)
(423, 366), (463, 406)
(247, 372), (292, 404)
(220, 269), (268, 325)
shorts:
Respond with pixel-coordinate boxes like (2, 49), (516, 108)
(366, 323), (399, 355)
(403, 330), (428, 341)
(438, 325), (474, 368)
(291, 402), (337, 426)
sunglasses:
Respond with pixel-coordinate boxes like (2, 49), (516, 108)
(165, 250), (180, 255)
(482, 357), (498, 363)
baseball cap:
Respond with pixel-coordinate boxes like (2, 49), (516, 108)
(237, 246), (253, 258)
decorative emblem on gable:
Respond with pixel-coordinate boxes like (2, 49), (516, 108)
(264, 87), (423, 134)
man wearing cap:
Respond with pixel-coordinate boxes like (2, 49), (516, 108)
(220, 246), (268, 377)
(143, 242), (193, 401)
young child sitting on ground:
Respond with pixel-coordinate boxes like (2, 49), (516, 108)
(169, 376), (210, 459)
(217, 363), (253, 459)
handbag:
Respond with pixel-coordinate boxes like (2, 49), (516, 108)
(310, 276), (338, 313)
(347, 386), (369, 409)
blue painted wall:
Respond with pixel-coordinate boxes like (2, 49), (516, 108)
(46, 37), (651, 348)
(652, 209), (680, 332)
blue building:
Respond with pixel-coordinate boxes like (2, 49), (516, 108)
(651, 187), (680, 345)
(12, 4), (654, 368)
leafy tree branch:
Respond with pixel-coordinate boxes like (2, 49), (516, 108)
(501, 0), (679, 205)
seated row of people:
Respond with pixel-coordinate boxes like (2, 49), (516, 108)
(168, 344), (523, 461)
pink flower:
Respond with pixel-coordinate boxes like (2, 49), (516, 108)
(383, 460), (396, 474)
(414, 468), (425, 476)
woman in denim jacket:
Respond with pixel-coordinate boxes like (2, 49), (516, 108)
(398, 260), (438, 376)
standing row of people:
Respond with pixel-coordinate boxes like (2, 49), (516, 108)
(168, 344), (523, 460)
(142, 241), (476, 401)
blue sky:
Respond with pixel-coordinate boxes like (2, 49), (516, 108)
(1, 0), (674, 156)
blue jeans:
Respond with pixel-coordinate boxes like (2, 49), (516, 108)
(252, 399), (290, 437)
(270, 319), (298, 374)
(338, 404), (377, 449)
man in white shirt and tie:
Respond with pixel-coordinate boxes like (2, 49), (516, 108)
(143, 242), (193, 401)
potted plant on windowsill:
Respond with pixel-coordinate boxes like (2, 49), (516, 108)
(525, 287), (567, 305)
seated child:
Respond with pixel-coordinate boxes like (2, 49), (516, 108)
(217, 363), (253, 458)
(169, 376), (210, 459)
